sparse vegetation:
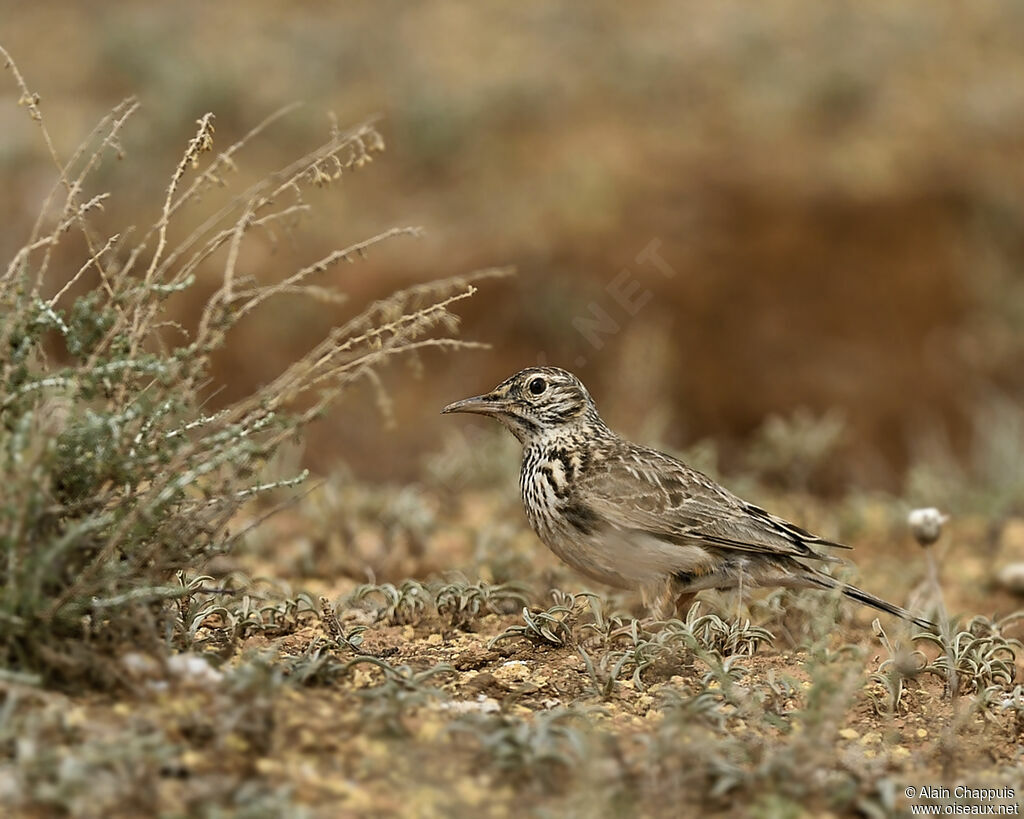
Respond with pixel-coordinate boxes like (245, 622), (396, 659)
(0, 46), (499, 690)
(4, 20), (1024, 819)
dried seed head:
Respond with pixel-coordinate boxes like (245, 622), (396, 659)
(908, 507), (949, 547)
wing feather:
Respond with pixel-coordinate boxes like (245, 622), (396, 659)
(575, 450), (846, 563)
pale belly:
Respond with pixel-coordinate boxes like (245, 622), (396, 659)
(521, 469), (714, 590)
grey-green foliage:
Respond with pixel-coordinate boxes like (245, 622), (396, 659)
(601, 604), (774, 692)
(906, 394), (1024, 521)
(449, 707), (593, 791)
(999, 684), (1024, 736)
(350, 580), (434, 625)
(0, 57), (492, 686)
(423, 423), (522, 497)
(346, 656), (454, 737)
(492, 594), (774, 696)
(671, 603), (775, 658)
(489, 590), (586, 648)
(434, 579), (529, 628)
(866, 619), (929, 716)
(344, 578), (531, 629)
(746, 407), (847, 490)
(298, 468), (438, 578)
(641, 635), (867, 810)
(918, 614), (1023, 695)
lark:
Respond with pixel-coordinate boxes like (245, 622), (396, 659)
(443, 366), (932, 628)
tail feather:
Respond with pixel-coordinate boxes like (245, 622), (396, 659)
(840, 583), (935, 630)
(808, 573), (934, 630)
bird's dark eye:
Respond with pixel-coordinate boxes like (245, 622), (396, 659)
(528, 377), (547, 396)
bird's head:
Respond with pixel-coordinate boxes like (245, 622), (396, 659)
(442, 366), (600, 444)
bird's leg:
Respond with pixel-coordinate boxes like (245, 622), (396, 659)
(735, 567), (746, 622)
(642, 578), (676, 623)
(673, 591), (697, 620)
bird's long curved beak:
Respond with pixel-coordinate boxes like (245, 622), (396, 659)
(441, 392), (509, 415)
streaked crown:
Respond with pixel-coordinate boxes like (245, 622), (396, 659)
(442, 366), (601, 443)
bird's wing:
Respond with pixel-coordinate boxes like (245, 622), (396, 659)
(575, 451), (848, 563)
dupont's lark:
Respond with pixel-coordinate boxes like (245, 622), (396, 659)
(443, 366), (932, 628)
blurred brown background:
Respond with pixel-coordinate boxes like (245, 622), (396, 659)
(4, 0), (1024, 491)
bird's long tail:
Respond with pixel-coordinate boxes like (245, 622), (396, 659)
(808, 573), (935, 630)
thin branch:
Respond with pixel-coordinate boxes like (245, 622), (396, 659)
(49, 233), (120, 307)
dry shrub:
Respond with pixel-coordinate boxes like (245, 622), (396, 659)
(0, 47), (504, 686)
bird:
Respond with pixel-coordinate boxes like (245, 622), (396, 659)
(442, 366), (933, 629)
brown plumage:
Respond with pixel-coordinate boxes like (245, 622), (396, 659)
(443, 366), (932, 629)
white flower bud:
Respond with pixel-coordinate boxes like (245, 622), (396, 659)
(907, 507), (948, 547)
